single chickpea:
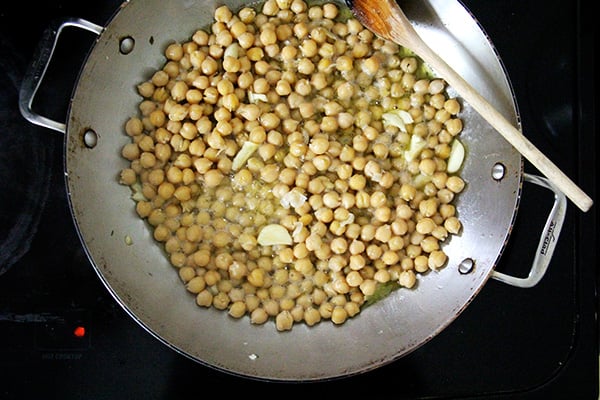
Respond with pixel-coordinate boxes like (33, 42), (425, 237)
(445, 118), (463, 136)
(337, 82), (355, 100)
(330, 237), (348, 255)
(204, 169), (225, 187)
(444, 216), (462, 234)
(381, 250), (400, 265)
(275, 310), (294, 331)
(374, 207), (392, 223)
(375, 225), (392, 242)
(303, 307), (321, 326)
(362, 56), (380, 76)
(196, 290), (213, 307)
(428, 250), (448, 270)
(250, 308), (269, 325)
(399, 270), (416, 288)
(308, 136), (329, 155)
(348, 174), (367, 191)
(359, 279), (377, 297)
(446, 176), (466, 193)
(355, 191), (370, 209)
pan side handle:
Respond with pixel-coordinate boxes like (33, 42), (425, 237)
(19, 18), (103, 134)
(492, 173), (567, 288)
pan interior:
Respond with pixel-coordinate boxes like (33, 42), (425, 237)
(64, 0), (521, 381)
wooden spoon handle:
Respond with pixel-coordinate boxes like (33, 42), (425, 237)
(399, 14), (593, 212)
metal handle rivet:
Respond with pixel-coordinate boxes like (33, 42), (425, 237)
(458, 258), (475, 274)
(119, 36), (135, 55)
(83, 129), (98, 149)
(491, 163), (506, 181)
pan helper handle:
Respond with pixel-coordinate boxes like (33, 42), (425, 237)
(19, 18), (103, 134)
(491, 174), (567, 288)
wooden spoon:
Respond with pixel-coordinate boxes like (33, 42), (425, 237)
(345, 0), (593, 212)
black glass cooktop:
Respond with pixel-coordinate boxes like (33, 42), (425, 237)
(0, 1), (596, 399)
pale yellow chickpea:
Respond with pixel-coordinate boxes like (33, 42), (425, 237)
(295, 258), (314, 275)
(373, 206), (391, 223)
(330, 306), (348, 324)
(193, 249), (210, 267)
(303, 307), (321, 326)
(347, 174), (365, 191)
(418, 198), (438, 217)
(308, 136), (329, 155)
(337, 81), (354, 100)
(186, 276), (207, 294)
(195, 290), (213, 307)
(119, 168), (136, 186)
(374, 224), (391, 242)
(345, 270), (363, 288)
(330, 237), (348, 255)
(444, 216), (462, 234)
(260, 164), (280, 183)
(250, 308), (269, 325)
(263, 299), (279, 316)
(357, 279), (376, 297)
(121, 142), (141, 161)
(416, 218), (436, 235)
(178, 266), (196, 283)
(125, 117), (144, 136)
(399, 270), (417, 288)
(428, 250), (448, 270)
(204, 169), (225, 187)
(361, 55), (380, 76)
(136, 82), (155, 99)
(446, 176), (466, 193)
(228, 301), (247, 318)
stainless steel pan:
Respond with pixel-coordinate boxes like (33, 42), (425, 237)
(19, 0), (566, 381)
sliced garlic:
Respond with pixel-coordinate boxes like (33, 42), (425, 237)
(404, 134), (427, 162)
(248, 91), (268, 103)
(224, 43), (240, 58)
(382, 109), (414, 132)
(257, 224), (293, 246)
(413, 173), (432, 188)
(339, 212), (355, 227)
(130, 182), (147, 202)
(280, 187), (307, 209)
(447, 138), (465, 173)
(231, 141), (259, 171)
(292, 221), (303, 238)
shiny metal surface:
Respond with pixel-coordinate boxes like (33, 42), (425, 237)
(54, 0), (523, 380)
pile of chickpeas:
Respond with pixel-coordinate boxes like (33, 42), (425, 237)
(119, 0), (466, 331)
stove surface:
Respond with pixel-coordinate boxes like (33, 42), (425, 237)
(0, 1), (596, 399)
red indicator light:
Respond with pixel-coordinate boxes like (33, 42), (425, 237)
(73, 326), (86, 338)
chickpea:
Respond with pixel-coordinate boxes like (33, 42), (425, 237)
(303, 307), (321, 326)
(196, 290), (213, 307)
(228, 301), (246, 319)
(204, 169), (224, 187)
(374, 225), (392, 242)
(337, 82), (354, 100)
(428, 250), (448, 270)
(250, 308), (269, 325)
(399, 270), (416, 288)
(446, 176), (466, 193)
(119, 168), (136, 186)
(121, 142), (141, 161)
(330, 237), (348, 254)
(444, 216), (462, 234)
(348, 174), (367, 191)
